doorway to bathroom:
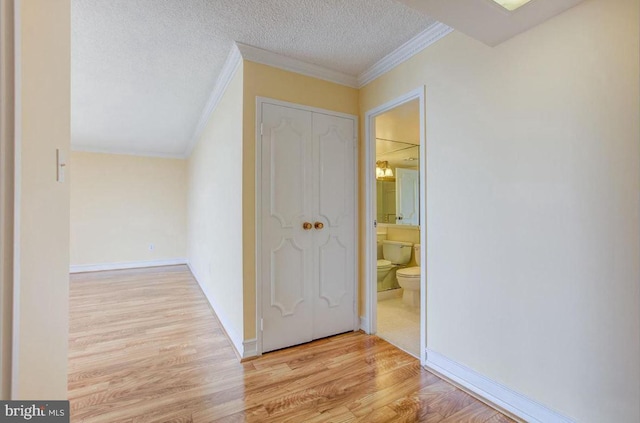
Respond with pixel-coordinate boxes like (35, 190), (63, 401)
(364, 88), (426, 364)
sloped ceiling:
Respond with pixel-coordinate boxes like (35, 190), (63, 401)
(71, 0), (437, 157)
(396, 0), (585, 46)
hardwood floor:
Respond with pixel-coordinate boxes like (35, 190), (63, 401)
(69, 265), (516, 423)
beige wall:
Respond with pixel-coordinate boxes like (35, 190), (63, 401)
(375, 99), (420, 144)
(241, 61), (360, 339)
(70, 151), (187, 267)
(187, 65), (245, 351)
(360, 0), (640, 421)
(384, 226), (420, 245)
(14, 0), (70, 399)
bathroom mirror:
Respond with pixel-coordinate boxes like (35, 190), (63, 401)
(375, 138), (420, 226)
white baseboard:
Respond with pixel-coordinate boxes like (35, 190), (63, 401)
(425, 349), (576, 423)
(70, 258), (187, 273)
(242, 338), (258, 359)
(359, 316), (370, 333)
(187, 262), (249, 359)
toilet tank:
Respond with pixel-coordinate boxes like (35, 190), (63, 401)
(382, 240), (413, 264)
(414, 244), (421, 266)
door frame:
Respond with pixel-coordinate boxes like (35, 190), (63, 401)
(364, 87), (427, 365)
(254, 96), (359, 356)
(0, 0), (18, 399)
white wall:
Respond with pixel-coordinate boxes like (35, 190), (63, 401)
(187, 64), (245, 353)
(359, 0), (639, 421)
(13, 0), (70, 399)
(70, 151), (187, 269)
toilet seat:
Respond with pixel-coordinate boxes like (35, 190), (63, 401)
(377, 259), (393, 269)
(396, 266), (420, 278)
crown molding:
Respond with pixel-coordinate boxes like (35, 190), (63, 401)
(236, 42), (359, 89)
(183, 43), (243, 157)
(183, 25), (453, 159)
(357, 22), (453, 87)
(183, 42), (358, 159)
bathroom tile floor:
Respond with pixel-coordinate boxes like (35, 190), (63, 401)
(377, 296), (421, 358)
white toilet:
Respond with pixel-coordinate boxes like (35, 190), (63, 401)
(396, 244), (421, 307)
(376, 259), (393, 290)
(376, 234), (394, 289)
(377, 240), (412, 290)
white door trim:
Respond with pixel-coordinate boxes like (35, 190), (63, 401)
(255, 96), (359, 356)
(9, 0), (21, 399)
(364, 87), (427, 365)
(0, 0), (17, 400)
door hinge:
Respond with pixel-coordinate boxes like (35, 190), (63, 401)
(260, 318), (264, 331)
(374, 220), (377, 228)
(260, 122), (264, 136)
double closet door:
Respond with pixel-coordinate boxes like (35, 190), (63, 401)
(259, 100), (356, 353)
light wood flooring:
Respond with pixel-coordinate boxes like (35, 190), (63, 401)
(69, 265), (516, 423)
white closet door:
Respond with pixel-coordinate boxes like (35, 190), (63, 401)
(260, 102), (356, 353)
(261, 103), (314, 352)
(311, 112), (356, 339)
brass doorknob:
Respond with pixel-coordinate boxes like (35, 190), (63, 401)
(314, 222), (324, 230)
(302, 222), (313, 230)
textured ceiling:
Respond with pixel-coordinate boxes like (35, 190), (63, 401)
(72, 0), (436, 157)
